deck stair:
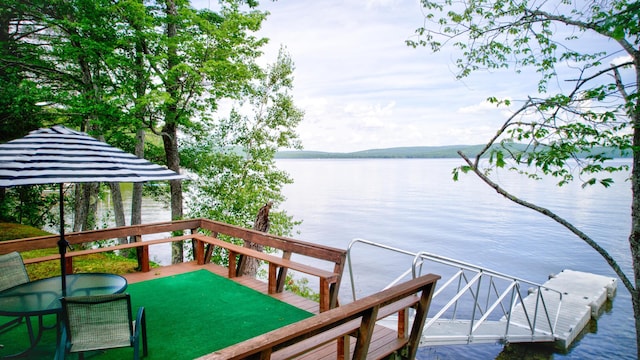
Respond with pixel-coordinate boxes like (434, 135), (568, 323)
(347, 239), (617, 350)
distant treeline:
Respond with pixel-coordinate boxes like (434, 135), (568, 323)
(275, 145), (632, 159)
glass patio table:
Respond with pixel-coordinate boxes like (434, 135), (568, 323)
(0, 273), (127, 358)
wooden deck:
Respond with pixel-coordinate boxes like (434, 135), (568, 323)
(2, 220), (434, 359)
(123, 261), (403, 360)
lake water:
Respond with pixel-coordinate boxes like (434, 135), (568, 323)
(136, 158), (635, 359)
(276, 158), (634, 360)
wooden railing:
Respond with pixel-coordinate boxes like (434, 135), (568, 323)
(0, 218), (347, 312)
(198, 273), (441, 360)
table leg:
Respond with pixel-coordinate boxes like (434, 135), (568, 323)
(1, 316), (49, 359)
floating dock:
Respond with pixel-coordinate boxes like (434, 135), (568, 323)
(418, 269), (617, 349)
(505, 269), (617, 349)
(348, 241), (619, 350)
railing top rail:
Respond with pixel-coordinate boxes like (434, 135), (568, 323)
(200, 219), (347, 263)
(413, 251), (563, 296)
(346, 238), (561, 298)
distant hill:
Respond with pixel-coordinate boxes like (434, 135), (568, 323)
(277, 145), (494, 159)
(275, 145), (631, 159)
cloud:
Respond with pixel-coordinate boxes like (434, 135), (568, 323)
(611, 55), (634, 66)
(458, 98), (513, 115)
(193, 0), (620, 153)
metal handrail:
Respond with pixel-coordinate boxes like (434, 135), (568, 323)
(411, 251), (562, 337)
(347, 238), (563, 344)
(347, 238), (417, 301)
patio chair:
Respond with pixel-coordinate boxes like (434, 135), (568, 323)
(0, 251), (30, 332)
(57, 293), (148, 360)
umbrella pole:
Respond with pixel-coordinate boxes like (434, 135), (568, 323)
(57, 183), (68, 296)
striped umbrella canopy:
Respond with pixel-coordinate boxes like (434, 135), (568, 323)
(0, 125), (184, 186)
(0, 125), (185, 294)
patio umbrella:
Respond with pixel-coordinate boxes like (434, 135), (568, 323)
(0, 125), (185, 294)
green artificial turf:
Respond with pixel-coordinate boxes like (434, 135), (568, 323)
(0, 270), (313, 359)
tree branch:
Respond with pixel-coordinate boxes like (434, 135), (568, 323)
(613, 65), (630, 102)
(473, 98), (536, 162)
(458, 150), (635, 295)
(526, 8), (636, 57)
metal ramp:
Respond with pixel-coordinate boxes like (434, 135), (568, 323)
(346, 239), (617, 349)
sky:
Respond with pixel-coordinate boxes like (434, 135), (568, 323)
(192, 0), (617, 153)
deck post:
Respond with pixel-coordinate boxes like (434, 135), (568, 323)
(337, 335), (350, 360)
(353, 305), (380, 359)
(195, 239), (205, 265)
(398, 308), (409, 338)
(268, 263), (278, 294)
(319, 278), (330, 312)
(330, 255), (346, 309)
(140, 245), (150, 272)
(190, 227), (199, 262)
(65, 256), (73, 274)
(275, 251), (292, 292)
(405, 280), (437, 359)
(228, 250), (238, 279)
(133, 234), (143, 270)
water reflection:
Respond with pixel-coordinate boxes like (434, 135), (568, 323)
(98, 185), (173, 265)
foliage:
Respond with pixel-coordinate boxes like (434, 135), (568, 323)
(2, 0), (307, 310)
(283, 275), (320, 302)
(411, 0), (639, 354)
(183, 47), (304, 238)
(411, 0), (637, 188)
(0, 0), (283, 241)
(0, 186), (60, 229)
(24, 252), (143, 281)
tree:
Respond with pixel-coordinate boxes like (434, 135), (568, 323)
(139, 0), (267, 263)
(0, 0), (274, 254)
(0, 0), (53, 141)
(0, 0), (138, 236)
(183, 48), (304, 265)
(410, 0), (639, 355)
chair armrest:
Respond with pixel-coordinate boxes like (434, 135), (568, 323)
(134, 307), (145, 337)
(134, 306), (148, 357)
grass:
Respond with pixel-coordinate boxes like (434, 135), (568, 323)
(0, 222), (150, 280)
(0, 222), (51, 241)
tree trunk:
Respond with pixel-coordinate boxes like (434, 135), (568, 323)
(72, 182), (99, 249)
(164, 0), (184, 264)
(108, 182), (127, 251)
(240, 201), (272, 277)
(131, 129), (144, 228)
(100, 131), (127, 250)
(131, 25), (146, 235)
(630, 55), (640, 359)
(163, 123), (183, 264)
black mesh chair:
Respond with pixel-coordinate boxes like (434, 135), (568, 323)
(0, 251), (30, 331)
(57, 293), (148, 360)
